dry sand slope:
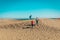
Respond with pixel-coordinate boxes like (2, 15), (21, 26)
(0, 19), (60, 40)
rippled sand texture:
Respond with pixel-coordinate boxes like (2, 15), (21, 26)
(0, 19), (60, 40)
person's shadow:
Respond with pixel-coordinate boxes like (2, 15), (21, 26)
(22, 24), (35, 29)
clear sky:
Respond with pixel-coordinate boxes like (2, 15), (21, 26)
(0, 0), (60, 18)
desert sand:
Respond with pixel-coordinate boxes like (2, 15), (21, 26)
(0, 19), (60, 40)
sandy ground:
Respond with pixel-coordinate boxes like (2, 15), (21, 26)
(0, 19), (60, 40)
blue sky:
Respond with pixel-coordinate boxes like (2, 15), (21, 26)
(0, 0), (60, 18)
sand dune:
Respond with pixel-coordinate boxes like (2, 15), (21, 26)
(0, 19), (60, 40)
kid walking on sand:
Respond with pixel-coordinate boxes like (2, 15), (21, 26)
(31, 20), (34, 28)
(36, 17), (39, 26)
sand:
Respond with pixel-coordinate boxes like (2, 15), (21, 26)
(0, 19), (60, 40)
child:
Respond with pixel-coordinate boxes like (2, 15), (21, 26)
(36, 17), (39, 26)
(31, 20), (34, 28)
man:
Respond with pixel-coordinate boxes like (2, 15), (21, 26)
(29, 15), (32, 20)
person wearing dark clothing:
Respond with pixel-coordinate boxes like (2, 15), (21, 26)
(29, 15), (32, 19)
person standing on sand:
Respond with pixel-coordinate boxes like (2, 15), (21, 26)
(31, 20), (34, 28)
(29, 15), (32, 20)
(36, 17), (39, 26)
